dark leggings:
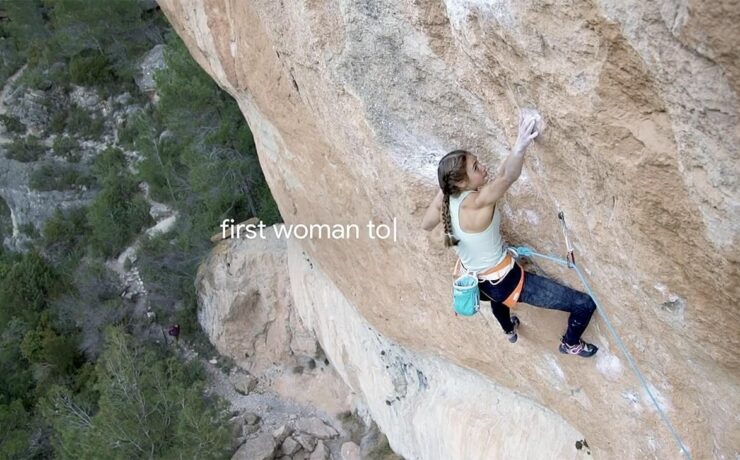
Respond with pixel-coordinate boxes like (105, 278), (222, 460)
(478, 263), (596, 345)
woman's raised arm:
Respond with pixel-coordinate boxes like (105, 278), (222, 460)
(473, 117), (538, 208)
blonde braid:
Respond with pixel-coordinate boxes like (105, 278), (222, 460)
(438, 149), (469, 248)
(442, 193), (459, 247)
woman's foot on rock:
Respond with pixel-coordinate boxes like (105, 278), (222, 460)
(506, 316), (520, 343)
(558, 338), (598, 357)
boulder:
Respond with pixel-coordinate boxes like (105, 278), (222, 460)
(272, 424), (293, 445)
(340, 442), (360, 460)
(244, 412), (261, 425)
(135, 44), (167, 100)
(308, 440), (330, 460)
(293, 433), (317, 452)
(293, 417), (338, 440)
(231, 432), (276, 460)
(230, 370), (257, 395)
(280, 436), (301, 456)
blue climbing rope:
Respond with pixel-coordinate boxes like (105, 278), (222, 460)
(510, 245), (692, 460)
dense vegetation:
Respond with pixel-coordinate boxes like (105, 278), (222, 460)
(0, 0), (281, 457)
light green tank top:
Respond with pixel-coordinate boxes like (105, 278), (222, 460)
(449, 190), (506, 272)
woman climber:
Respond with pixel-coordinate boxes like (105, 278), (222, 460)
(421, 114), (598, 358)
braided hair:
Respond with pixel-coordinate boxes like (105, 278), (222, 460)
(437, 150), (471, 247)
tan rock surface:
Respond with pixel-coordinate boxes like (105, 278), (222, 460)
(195, 229), (294, 374)
(195, 230), (353, 416)
(167, 1), (739, 458)
(288, 238), (589, 460)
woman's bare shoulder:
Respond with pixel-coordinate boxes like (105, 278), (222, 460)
(462, 190), (496, 211)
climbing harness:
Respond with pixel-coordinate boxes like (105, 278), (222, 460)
(454, 251), (515, 281)
(509, 211), (692, 460)
(452, 249), (525, 310)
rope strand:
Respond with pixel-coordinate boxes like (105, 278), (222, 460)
(510, 246), (692, 459)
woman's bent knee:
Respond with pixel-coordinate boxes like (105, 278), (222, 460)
(581, 297), (596, 315)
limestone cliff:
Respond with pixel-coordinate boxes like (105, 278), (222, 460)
(164, 1), (739, 458)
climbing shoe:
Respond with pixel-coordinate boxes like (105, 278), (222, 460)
(558, 338), (598, 357)
(506, 316), (520, 343)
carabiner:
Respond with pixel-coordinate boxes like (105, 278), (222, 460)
(558, 211), (576, 268)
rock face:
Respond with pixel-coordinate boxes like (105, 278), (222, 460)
(288, 238), (588, 460)
(165, 1), (739, 458)
(195, 229), (318, 375)
(0, 156), (96, 250)
(195, 229), (357, 418)
(135, 44), (167, 102)
(0, 65), (99, 250)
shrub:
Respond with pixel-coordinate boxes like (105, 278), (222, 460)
(0, 0), (49, 65)
(18, 222), (40, 239)
(155, 33), (223, 137)
(50, 0), (154, 82)
(0, 318), (35, 407)
(29, 164), (95, 192)
(0, 114), (26, 134)
(137, 231), (199, 326)
(68, 51), (115, 86)
(47, 108), (68, 135)
(20, 318), (81, 382)
(49, 259), (129, 361)
(52, 135), (80, 162)
(0, 399), (32, 459)
(0, 39), (25, 88)
(5, 135), (46, 162)
(116, 109), (152, 149)
(42, 207), (90, 262)
(15, 63), (49, 90)
(91, 146), (127, 181)
(0, 197), (11, 243)
(65, 105), (104, 139)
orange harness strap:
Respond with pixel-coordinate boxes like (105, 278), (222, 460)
(501, 263), (525, 309)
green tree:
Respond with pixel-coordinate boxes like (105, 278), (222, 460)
(43, 327), (231, 459)
(0, 249), (63, 325)
(49, 0), (154, 82)
(20, 311), (81, 382)
(0, 399), (31, 458)
(86, 171), (151, 258)
(91, 146), (127, 180)
(68, 50), (115, 86)
(0, 0), (49, 63)
(0, 318), (34, 405)
(0, 114), (26, 134)
(131, 33), (280, 334)
(154, 33), (224, 138)
(42, 207), (91, 264)
(149, 32), (279, 230)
